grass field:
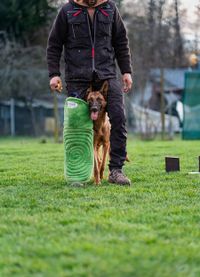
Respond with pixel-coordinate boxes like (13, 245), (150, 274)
(0, 137), (200, 277)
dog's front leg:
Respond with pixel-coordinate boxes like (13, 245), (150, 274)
(94, 149), (100, 185)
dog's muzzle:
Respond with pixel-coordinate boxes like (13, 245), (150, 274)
(91, 107), (98, 113)
(90, 106), (100, 121)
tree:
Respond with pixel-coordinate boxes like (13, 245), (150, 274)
(115, 0), (124, 8)
(124, 0), (185, 91)
(0, 0), (54, 44)
(157, 0), (166, 139)
(147, 0), (156, 66)
(173, 0), (184, 67)
(193, 0), (200, 53)
(0, 40), (50, 135)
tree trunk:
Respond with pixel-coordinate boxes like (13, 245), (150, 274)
(160, 67), (165, 140)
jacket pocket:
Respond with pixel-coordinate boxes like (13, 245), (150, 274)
(67, 12), (89, 38)
(97, 12), (112, 36)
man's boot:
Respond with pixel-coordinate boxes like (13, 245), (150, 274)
(108, 169), (131, 186)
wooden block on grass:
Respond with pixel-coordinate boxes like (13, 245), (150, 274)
(165, 157), (180, 172)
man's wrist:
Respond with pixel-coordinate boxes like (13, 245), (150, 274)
(49, 73), (61, 79)
(123, 72), (132, 76)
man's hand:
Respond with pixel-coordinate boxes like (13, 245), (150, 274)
(122, 73), (133, 93)
(50, 76), (63, 93)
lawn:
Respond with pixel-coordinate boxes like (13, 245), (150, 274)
(0, 137), (200, 277)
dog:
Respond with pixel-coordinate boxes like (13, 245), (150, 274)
(85, 81), (110, 184)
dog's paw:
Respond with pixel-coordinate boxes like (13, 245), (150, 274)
(126, 156), (130, 162)
(94, 179), (101, 185)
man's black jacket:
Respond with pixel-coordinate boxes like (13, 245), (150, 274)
(47, 0), (132, 82)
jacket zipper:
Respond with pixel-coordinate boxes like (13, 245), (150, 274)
(86, 11), (97, 72)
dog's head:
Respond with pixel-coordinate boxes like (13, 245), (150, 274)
(85, 81), (108, 121)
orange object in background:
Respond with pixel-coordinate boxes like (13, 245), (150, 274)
(56, 80), (63, 93)
(189, 53), (198, 67)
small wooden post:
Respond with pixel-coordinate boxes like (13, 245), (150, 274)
(10, 98), (15, 136)
(53, 93), (59, 143)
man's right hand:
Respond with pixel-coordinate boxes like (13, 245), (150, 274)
(50, 76), (63, 93)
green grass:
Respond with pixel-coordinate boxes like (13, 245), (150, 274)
(0, 137), (200, 277)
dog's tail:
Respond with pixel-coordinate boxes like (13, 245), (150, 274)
(126, 155), (130, 162)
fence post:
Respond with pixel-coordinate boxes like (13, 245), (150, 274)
(10, 98), (15, 136)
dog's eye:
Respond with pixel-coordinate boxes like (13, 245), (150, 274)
(97, 97), (102, 102)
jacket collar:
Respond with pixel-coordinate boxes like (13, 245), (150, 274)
(71, 0), (109, 8)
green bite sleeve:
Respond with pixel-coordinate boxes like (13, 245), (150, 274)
(63, 97), (94, 183)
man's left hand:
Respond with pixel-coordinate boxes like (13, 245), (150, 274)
(122, 73), (133, 93)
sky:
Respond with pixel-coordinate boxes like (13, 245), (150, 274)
(180, 0), (199, 40)
(181, 0), (199, 21)
(182, 0), (198, 13)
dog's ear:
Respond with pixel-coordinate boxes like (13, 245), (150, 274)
(100, 81), (108, 99)
(84, 84), (92, 101)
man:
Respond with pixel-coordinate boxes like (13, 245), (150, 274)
(47, 0), (133, 185)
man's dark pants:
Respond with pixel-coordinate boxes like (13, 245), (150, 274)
(66, 77), (127, 171)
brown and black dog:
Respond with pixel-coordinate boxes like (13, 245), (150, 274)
(85, 81), (110, 184)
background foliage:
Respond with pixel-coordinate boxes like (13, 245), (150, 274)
(0, 0), (191, 100)
(0, 0), (54, 44)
